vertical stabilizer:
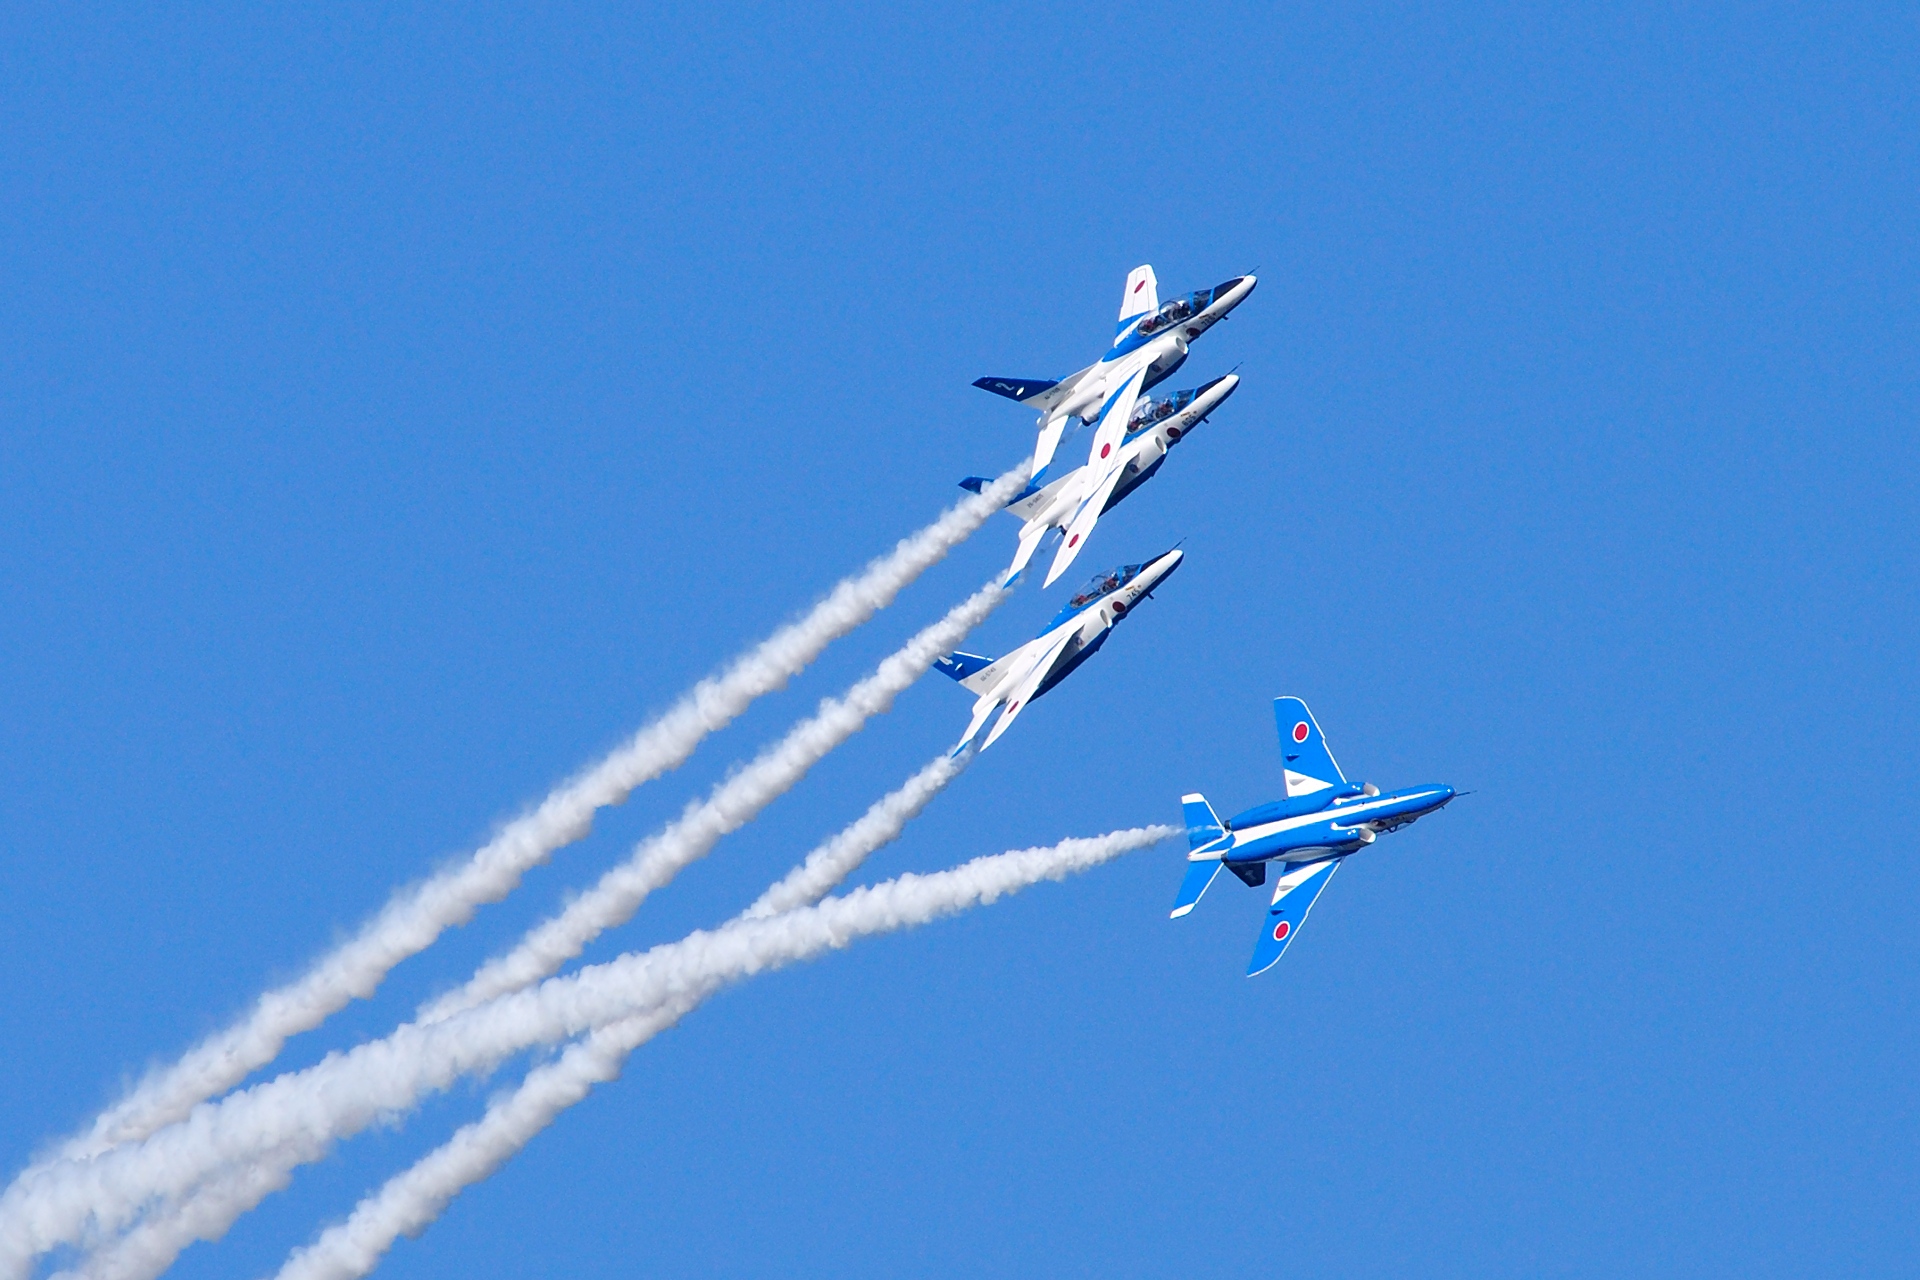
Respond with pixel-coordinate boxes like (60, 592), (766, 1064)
(1119, 264), (1159, 325)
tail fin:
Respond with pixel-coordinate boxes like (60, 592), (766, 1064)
(1119, 265), (1159, 326)
(1273, 696), (1347, 800)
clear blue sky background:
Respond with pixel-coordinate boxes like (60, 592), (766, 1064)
(3, 3), (1915, 1277)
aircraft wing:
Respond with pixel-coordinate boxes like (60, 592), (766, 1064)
(977, 622), (1078, 751)
(1246, 857), (1341, 977)
(1043, 458), (1128, 587)
(1004, 519), (1053, 586)
(1037, 364), (1148, 587)
(1084, 363), (1148, 469)
(1000, 468), (1083, 584)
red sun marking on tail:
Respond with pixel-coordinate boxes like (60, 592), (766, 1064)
(1133, 279), (1146, 294)
(1271, 920), (1290, 941)
(1292, 721), (1310, 743)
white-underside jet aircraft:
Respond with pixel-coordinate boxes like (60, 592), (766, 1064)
(973, 264), (1256, 483)
(962, 373), (1239, 587)
(934, 548), (1183, 753)
(1173, 698), (1457, 976)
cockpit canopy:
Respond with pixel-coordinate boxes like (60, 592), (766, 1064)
(1127, 387), (1199, 433)
(1136, 279), (1244, 335)
(1049, 562), (1145, 627)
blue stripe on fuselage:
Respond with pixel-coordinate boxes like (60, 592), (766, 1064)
(1223, 786), (1454, 864)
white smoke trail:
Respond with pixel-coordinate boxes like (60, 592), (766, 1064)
(0, 467), (1026, 1273)
(418, 580), (1005, 1023)
(12, 827), (1176, 1279)
(77, 751), (973, 1280)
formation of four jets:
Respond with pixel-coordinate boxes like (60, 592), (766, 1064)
(936, 265), (1456, 974)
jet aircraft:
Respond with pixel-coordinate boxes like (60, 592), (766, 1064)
(961, 373), (1240, 587)
(934, 548), (1183, 753)
(973, 265), (1257, 481)
(1172, 697), (1455, 976)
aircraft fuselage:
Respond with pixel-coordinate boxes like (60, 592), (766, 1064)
(1219, 784), (1456, 865)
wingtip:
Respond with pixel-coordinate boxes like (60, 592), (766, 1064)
(1245, 956), (1281, 978)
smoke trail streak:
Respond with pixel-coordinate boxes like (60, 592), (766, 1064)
(0, 467), (1026, 1272)
(10, 828), (1176, 1279)
(75, 752), (973, 1280)
(418, 581), (1005, 1023)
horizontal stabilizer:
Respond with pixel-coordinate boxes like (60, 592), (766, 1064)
(1181, 793), (1227, 851)
(973, 376), (1059, 404)
(1005, 468), (1080, 522)
(1170, 859), (1224, 918)
(934, 651), (994, 683)
(1246, 858), (1341, 977)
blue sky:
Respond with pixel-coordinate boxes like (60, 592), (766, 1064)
(2, 2), (1916, 1276)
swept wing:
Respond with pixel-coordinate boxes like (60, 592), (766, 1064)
(1246, 857), (1341, 977)
(977, 623), (1078, 751)
(1041, 364), (1148, 587)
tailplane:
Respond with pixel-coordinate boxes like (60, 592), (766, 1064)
(1172, 795), (1228, 918)
(1170, 860), (1224, 918)
(1181, 793), (1227, 851)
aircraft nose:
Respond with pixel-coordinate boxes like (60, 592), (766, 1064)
(1216, 275), (1256, 310)
(1197, 372), (1240, 402)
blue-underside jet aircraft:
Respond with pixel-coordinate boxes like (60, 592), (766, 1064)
(935, 548), (1183, 753)
(961, 373), (1240, 587)
(1173, 697), (1456, 976)
(973, 264), (1256, 484)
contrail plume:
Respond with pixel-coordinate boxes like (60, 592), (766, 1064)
(418, 580), (1006, 1023)
(8, 466), (1025, 1183)
(6, 827), (1176, 1278)
(78, 751), (973, 1280)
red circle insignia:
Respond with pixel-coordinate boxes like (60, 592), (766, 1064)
(1068, 534), (1079, 548)
(1100, 443), (1112, 459)
(1292, 721), (1310, 743)
(1272, 920), (1290, 941)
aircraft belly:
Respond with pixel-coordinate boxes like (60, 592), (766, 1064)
(1141, 346), (1188, 392)
(1227, 820), (1353, 863)
(1105, 455), (1167, 512)
(1033, 627), (1109, 699)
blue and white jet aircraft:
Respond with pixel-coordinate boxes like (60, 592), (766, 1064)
(961, 373), (1240, 587)
(1173, 697), (1456, 976)
(974, 265), (1257, 482)
(934, 548), (1183, 753)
